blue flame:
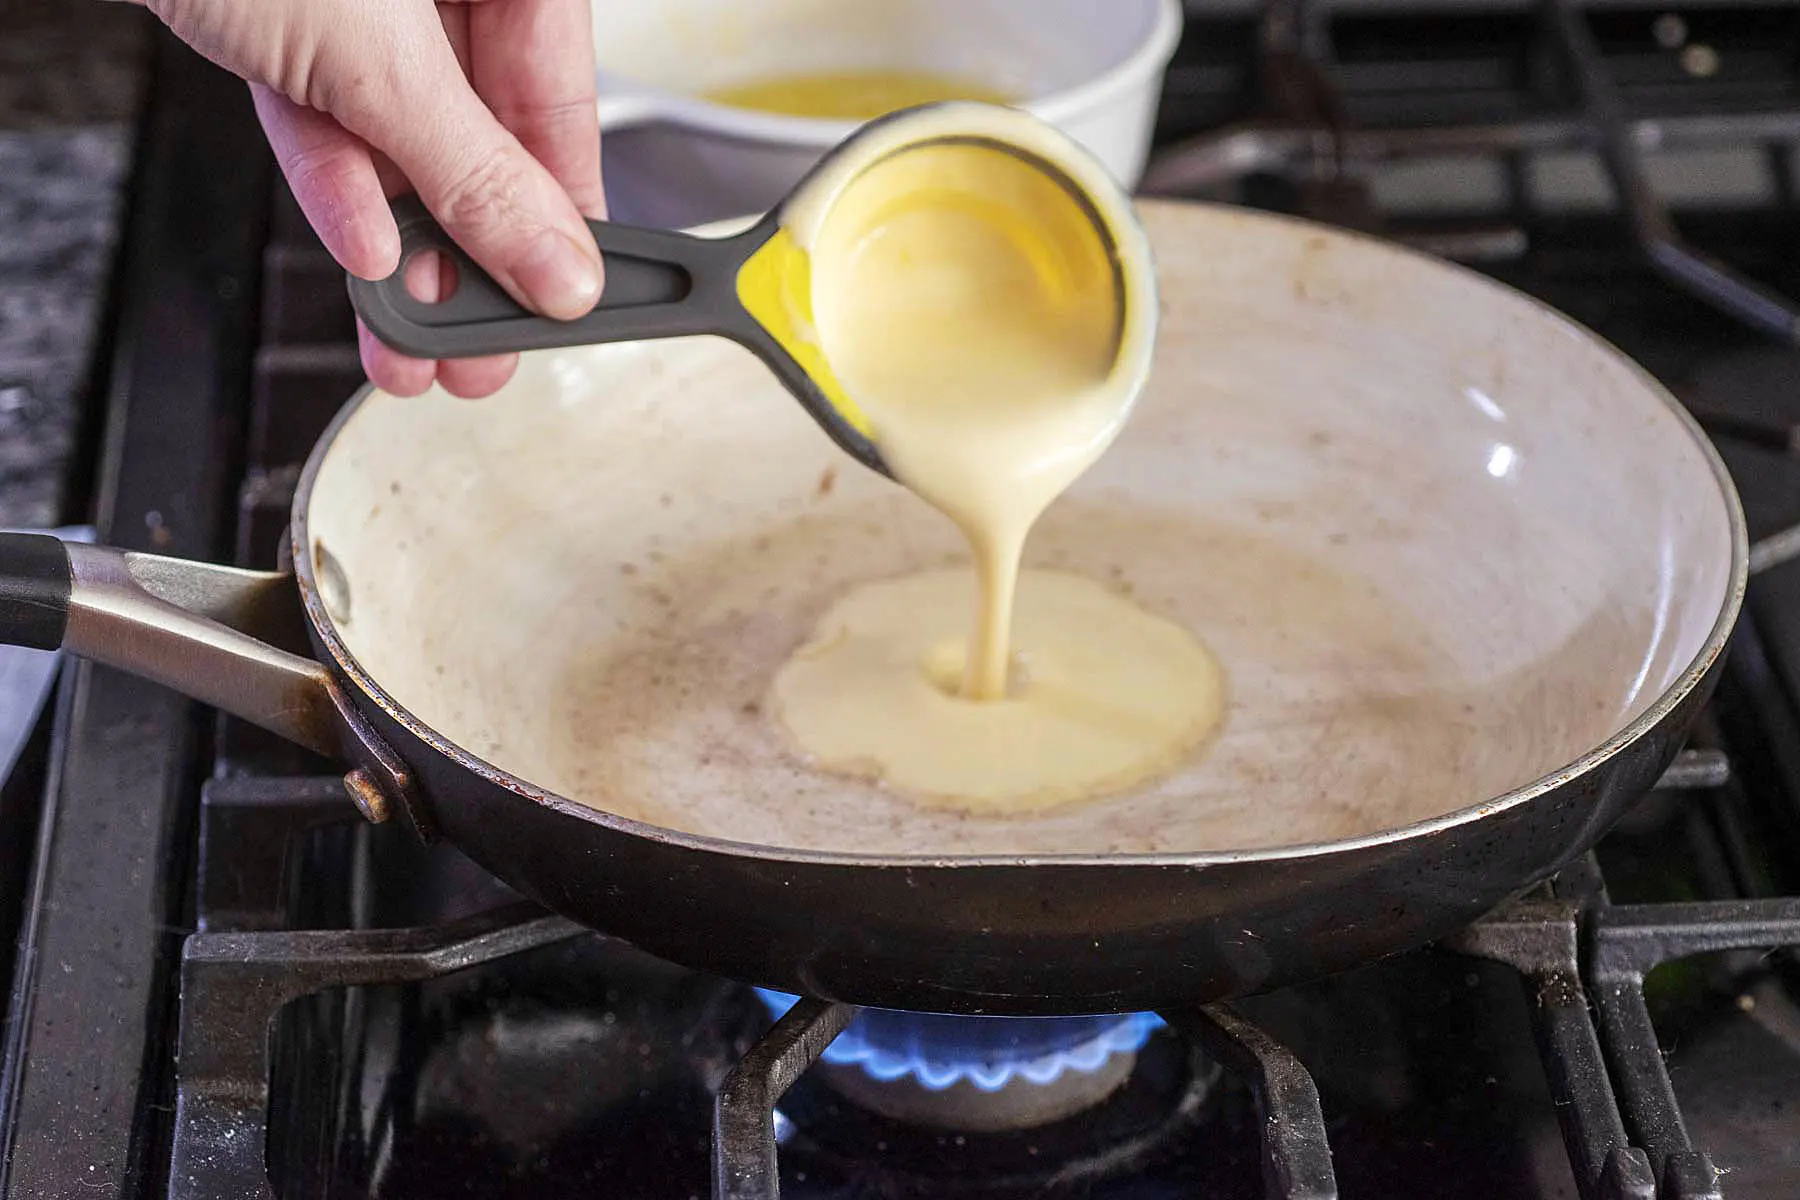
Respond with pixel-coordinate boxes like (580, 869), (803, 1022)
(756, 990), (1163, 1093)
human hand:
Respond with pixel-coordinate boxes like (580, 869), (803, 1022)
(141, 0), (606, 398)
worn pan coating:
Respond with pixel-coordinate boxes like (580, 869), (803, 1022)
(0, 200), (1745, 1015)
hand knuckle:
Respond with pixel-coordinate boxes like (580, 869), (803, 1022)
(320, 70), (382, 126)
(439, 150), (532, 241)
(285, 140), (359, 202)
(490, 96), (595, 132)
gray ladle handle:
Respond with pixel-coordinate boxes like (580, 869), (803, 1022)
(347, 195), (771, 359)
(0, 533), (340, 758)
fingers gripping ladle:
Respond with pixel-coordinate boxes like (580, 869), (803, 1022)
(346, 102), (1150, 481)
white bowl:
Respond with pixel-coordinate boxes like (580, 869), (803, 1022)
(589, 0), (1183, 226)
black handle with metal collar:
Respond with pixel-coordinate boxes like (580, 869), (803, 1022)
(0, 532), (341, 757)
(346, 195), (775, 360)
(0, 533), (71, 651)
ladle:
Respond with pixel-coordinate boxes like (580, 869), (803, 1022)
(347, 101), (1146, 478)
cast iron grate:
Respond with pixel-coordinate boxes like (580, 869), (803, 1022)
(1151, 0), (1800, 347)
(167, 751), (1763, 1200)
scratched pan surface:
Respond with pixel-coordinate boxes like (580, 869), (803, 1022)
(49, 200), (1759, 1013)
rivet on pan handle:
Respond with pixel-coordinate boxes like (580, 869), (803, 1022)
(327, 680), (436, 842)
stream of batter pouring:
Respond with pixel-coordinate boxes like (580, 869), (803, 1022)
(768, 108), (1226, 813)
(810, 140), (1124, 699)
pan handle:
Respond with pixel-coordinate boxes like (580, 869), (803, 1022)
(0, 533), (341, 759)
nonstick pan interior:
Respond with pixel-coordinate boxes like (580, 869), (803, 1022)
(302, 200), (1741, 859)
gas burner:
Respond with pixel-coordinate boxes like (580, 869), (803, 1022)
(773, 1027), (1222, 1193)
(814, 1055), (1141, 1133)
(757, 992), (1166, 1131)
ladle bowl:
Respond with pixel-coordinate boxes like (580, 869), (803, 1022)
(347, 102), (1154, 480)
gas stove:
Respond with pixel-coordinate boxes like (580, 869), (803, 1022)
(5, 4), (1800, 1198)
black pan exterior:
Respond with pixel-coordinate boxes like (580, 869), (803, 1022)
(313, 602), (1719, 1015)
(293, 374), (1741, 1016)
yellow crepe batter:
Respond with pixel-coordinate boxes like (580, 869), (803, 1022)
(705, 70), (1014, 121)
(774, 569), (1224, 811)
(767, 105), (1226, 812)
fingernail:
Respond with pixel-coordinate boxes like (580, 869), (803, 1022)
(514, 230), (603, 320)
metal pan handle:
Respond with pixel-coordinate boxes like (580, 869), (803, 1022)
(0, 532), (340, 758)
(347, 195), (771, 359)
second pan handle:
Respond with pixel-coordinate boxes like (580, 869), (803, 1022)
(347, 196), (772, 359)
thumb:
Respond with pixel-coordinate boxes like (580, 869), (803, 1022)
(329, 31), (604, 321)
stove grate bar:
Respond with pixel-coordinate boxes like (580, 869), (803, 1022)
(711, 998), (856, 1200)
(1588, 898), (1800, 1200)
(1144, 110), (1800, 200)
(1748, 521), (1800, 576)
(196, 776), (360, 932)
(1654, 749), (1732, 793)
(1447, 898), (1658, 1200)
(1162, 1005), (1341, 1200)
(169, 902), (584, 1199)
(1543, 0), (1800, 345)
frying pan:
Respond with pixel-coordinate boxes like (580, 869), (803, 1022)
(0, 201), (1744, 1015)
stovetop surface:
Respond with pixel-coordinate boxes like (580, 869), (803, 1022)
(7, 4), (1800, 1198)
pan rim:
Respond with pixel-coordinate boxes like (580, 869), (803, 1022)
(294, 200), (1749, 869)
